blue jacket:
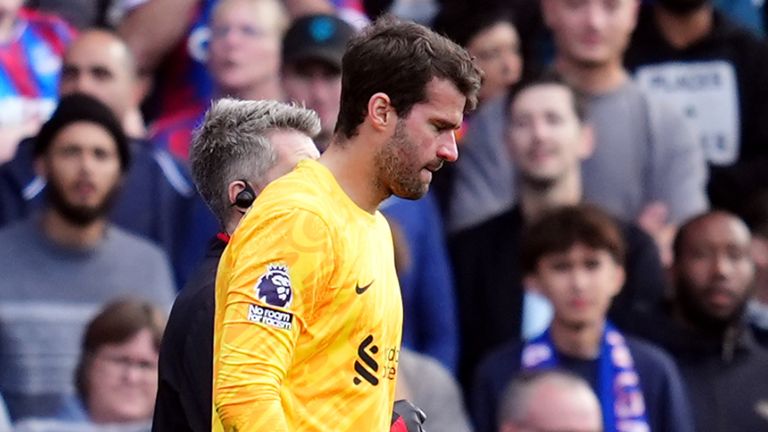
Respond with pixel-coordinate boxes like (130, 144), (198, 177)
(0, 138), (218, 287)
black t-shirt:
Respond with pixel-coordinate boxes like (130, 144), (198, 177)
(559, 352), (599, 390)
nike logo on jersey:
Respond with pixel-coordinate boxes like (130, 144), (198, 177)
(355, 280), (373, 295)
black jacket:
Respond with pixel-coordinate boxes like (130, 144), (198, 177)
(635, 311), (768, 432)
(153, 236), (226, 432)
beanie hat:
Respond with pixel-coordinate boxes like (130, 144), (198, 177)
(34, 93), (131, 172)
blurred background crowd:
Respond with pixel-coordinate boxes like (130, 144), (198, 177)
(0, 0), (767, 430)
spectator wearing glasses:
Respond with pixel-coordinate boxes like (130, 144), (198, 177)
(14, 298), (166, 431)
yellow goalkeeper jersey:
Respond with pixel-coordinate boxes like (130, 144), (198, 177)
(213, 159), (403, 432)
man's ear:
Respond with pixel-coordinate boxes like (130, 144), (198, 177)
(367, 92), (394, 132)
(629, 0), (641, 32)
(541, 0), (557, 30)
(227, 180), (248, 208)
(610, 265), (626, 298)
(133, 74), (152, 106)
(524, 273), (543, 294)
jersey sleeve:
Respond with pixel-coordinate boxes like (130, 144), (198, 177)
(214, 208), (335, 430)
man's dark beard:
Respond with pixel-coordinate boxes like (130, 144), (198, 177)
(675, 276), (747, 336)
(520, 172), (557, 191)
(46, 179), (120, 227)
(656, 0), (710, 16)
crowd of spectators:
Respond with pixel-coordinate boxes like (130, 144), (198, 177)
(1, 0), (767, 430)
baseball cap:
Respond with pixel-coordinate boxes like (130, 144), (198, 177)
(282, 14), (355, 71)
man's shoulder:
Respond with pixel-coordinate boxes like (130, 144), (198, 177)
(590, 80), (652, 127)
(126, 140), (197, 198)
(105, 226), (169, 260)
(711, 10), (768, 47)
(0, 219), (40, 256)
(0, 138), (38, 190)
(601, 79), (677, 117)
(162, 260), (216, 353)
(451, 207), (520, 246)
(467, 95), (507, 135)
(0, 217), (33, 238)
(400, 348), (454, 387)
(173, 254), (218, 312)
(742, 342), (768, 371)
(254, 161), (347, 222)
(0, 219), (36, 263)
(104, 226), (176, 300)
(475, 339), (524, 381)
(620, 220), (658, 252)
(626, 335), (680, 376)
(616, 81), (694, 141)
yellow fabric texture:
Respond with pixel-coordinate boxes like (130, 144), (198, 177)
(213, 159), (403, 431)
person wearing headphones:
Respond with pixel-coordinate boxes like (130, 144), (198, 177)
(152, 98), (321, 432)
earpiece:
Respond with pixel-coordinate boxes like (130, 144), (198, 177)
(233, 182), (256, 209)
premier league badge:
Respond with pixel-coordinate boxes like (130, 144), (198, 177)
(255, 264), (293, 307)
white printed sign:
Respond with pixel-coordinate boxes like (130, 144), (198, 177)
(636, 60), (740, 165)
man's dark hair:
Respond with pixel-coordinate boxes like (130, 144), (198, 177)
(672, 210), (745, 261)
(434, 8), (517, 48)
(521, 204), (626, 274)
(505, 71), (588, 123)
(334, 15), (482, 140)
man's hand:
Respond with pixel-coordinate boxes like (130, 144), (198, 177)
(391, 400), (427, 432)
(637, 201), (676, 268)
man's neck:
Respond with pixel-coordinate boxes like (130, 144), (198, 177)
(320, 136), (386, 214)
(755, 285), (768, 305)
(550, 319), (605, 359)
(42, 209), (106, 249)
(673, 301), (737, 340)
(519, 171), (582, 223)
(654, 4), (713, 49)
(122, 107), (147, 140)
(555, 57), (629, 95)
(224, 211), (245, 236)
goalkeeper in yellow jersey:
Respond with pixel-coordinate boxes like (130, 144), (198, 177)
(212, 16), (482, 432)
